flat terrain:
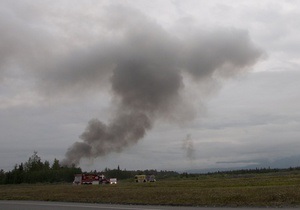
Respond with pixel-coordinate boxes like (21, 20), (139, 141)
(1, 171), (300, 207)
(0, 201), (297, 210)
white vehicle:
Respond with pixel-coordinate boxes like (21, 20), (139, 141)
(110, 178), (117, 184)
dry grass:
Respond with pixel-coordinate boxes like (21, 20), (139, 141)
(1, 172), (300, 207)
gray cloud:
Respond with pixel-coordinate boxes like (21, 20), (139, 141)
(60, 6), (263, 166)
(0, 2), (263, 166)
(183, 28), (263, 79)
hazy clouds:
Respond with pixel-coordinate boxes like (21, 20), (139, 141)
(1, 0), (298, 171)
(0, 2), (263, 165)
(53, 6), (262, 165)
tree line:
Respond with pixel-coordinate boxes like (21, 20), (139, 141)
(3, 151), (298, 184)
(0, 152), (180, 184)
(0, 151), (81, 184)
(100, 167), (179, 180)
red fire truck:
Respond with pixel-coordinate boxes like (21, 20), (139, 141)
(73, 174), (110, 185)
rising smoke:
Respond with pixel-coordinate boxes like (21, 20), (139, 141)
(182, 134), (196, 161)
(0, 3), (264, 166)
(64, 8), (261, 165)
(60, 6), (263, 166)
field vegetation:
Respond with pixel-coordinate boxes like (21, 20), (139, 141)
(1, 170), (300, 207)
(2, 152), (300, 207)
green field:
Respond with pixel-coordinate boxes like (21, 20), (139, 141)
(1, 171), (300, 207)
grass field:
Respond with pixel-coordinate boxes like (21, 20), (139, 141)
(1, 171), (300, 207)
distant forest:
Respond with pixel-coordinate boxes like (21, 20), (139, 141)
(2, 151), (300, 185)
(0, 151), (179, 184)
(0, 151), (81, 184)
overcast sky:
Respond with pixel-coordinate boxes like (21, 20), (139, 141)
(1, 0), (300, 172)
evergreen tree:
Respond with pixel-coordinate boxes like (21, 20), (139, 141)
(51, 158), (60, 170)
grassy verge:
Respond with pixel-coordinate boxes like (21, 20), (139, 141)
(1, 172), (300, 207)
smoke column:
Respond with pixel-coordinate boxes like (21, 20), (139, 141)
(182, 134), (196, 161)
(41, 6), (263, 166)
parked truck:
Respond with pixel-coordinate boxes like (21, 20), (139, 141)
(134, 175), (156, 183)
(73, 174), (110, 185)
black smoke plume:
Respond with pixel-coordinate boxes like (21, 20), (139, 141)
(0, 3), (263, 166)
(60, 6), (263, 166)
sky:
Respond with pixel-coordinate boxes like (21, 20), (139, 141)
(1, 0), (300, 172)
